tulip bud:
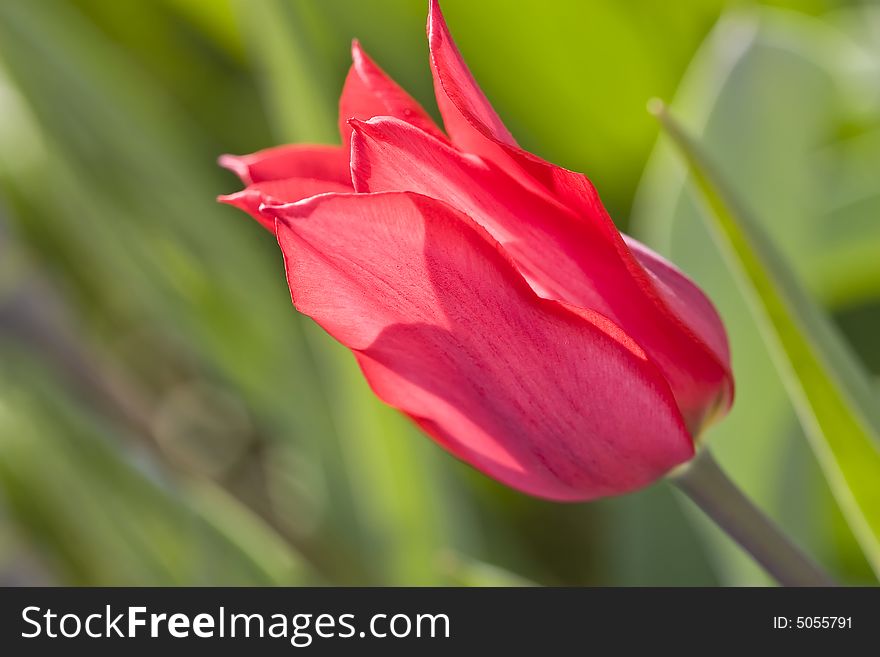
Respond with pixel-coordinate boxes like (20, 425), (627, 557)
(218, 0), (733, 501)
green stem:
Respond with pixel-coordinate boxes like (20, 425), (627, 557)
(671, 450), (835, 587)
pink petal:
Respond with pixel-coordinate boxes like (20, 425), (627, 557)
(350, 117), (731, 432)
(269, 191), (693, 501)
(426, 0), (617, 218)
(218, 178), (351, 231)
(427, 0), (621, 211)
(427, 0), (517, 158)
(350, 117), (598, 300)
(339, 40), (446, 150)
(501, 148), (737, 429)
(218, 145), (350, 186)
(623, 235), (731, 370)
(423, 0), (615, 215)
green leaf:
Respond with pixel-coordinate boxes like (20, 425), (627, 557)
(632, 8), (877, 585)
(652, 99), (880, 578)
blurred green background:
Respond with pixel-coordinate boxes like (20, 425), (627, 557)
(0, 0), (878, 586)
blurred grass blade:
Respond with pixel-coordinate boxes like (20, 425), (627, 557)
(0, 0), (359, 569)
(654, 101), (880, 577)
(439, 551), (536, 587)
(185, 480), (313, 584)
(0, 370), (311, 586)
(235, 0), (340, 143)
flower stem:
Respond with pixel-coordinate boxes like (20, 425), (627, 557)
(670, 449), (835, 586)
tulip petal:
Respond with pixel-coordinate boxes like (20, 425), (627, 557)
(426, 0), (621, 209)
(503, 150), (737, 427)
(350, 117), (600, 300)
(218, 177), (351, 231)
(339, 40), (446, 150)
(427, 0), (517, 156)
(269, 191), (693, 501)
(623, 234), (731, 369)
(350, 117), (731, 431)
(218, 144), (350, 186)
(426, 0), (613, 206)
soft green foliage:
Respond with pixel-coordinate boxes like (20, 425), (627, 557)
(634, 8), (880, 584)
(0, 363), (308, 585)
(0, 0), (875, 585)
(655, 98), (880, 577)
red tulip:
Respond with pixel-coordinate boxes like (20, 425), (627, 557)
(218, 0), (733, 501)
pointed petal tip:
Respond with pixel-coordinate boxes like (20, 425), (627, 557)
(427, 0), (453, 49)
(346, 115), (372, 128)
(424, 0), (518, 150)
(218, 153), (254, 184)
(220, 186), (305, 219)
(218, 189), (268, 220)
(346, 116), (384, 138)
(427, 0), (444, 40)
(428, 0), (443, 25)
(218, 189), (273, 231)
(350, 38), (383, 79)
(350, 38), (365, 62)
(218, 153), (244, 171)
(345, 117), (364, 140)
(216, 189), (247, 208)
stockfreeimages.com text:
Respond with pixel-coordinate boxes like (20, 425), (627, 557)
(22, 605), (450, 647)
